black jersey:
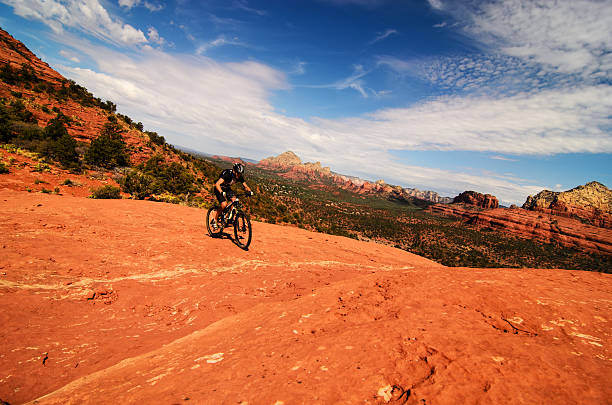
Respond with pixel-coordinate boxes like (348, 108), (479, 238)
(217, 169), (244, 191)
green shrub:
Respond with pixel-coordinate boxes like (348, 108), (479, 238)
(0, 161), (8, 174)
(149, 193), (182, 204)
(90, 185), (121, 199)
(121, 155), (196, 199)
(84, 122), (130, 168)
(146, 131), (165, 146)
(33, 162), (50, 172)
(44, 114), (69, 140)
(120, 170), (158, 199)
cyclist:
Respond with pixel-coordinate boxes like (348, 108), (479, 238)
(212, 162), (253, 229)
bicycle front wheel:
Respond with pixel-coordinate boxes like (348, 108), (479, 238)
(206, 206), (222, 237)
(233, 212), (252, 249)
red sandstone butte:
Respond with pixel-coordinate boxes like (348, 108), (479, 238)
(0, 190), (610, 405)
(453, 191), (499, 209)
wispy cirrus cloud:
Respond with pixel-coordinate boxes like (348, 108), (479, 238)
(195, 35), (246, 55)
(304, 65), (374, 97)
(490, 155), (518, 162)
(2, 0), (148, 46)
(59, 49), (79, 63)
(368, 28), (397, 45)
(321, 0), (386, 7)
(233, 0), (266, 16)
(290, 61), (307, 75)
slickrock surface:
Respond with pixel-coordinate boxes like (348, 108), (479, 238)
(0, 191), (610, 404)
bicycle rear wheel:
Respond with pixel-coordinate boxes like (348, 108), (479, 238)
(233, 212), (252, 249)
(206, 206), (222, 237)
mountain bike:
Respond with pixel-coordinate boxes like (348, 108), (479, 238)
(206, 194), (252, 249)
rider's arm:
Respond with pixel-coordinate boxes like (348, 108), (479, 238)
(242, 182), (252, 194)
(215, 178), (225, 194)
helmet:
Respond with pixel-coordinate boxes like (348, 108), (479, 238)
(233, 162), (244, 174)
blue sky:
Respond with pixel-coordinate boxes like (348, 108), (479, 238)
(0, 0), (610, 205)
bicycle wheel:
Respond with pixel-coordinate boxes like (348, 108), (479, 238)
(233, 212), (252, 249)
(206, 206), (222, 237)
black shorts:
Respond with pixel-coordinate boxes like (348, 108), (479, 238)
(214, 188), (235, 204)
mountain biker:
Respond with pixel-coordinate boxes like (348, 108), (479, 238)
(212, 162), (253, 229)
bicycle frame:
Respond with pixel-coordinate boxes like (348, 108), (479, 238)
(219, 195), (246, 226)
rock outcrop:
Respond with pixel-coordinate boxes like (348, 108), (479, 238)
(523, 182), (612, 228)
(259, 150), (303, 168)
(453, 191), (499, 209)
(258, 151), (452, 204)
(429, 203), (612, 254)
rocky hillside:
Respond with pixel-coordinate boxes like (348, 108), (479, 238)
(523, 181), (611, 228)
(0, 27), (220, 203)
(259, 151), (452, 204)
(1, 190), (610, 404)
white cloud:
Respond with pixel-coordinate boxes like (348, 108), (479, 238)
(56, 36), (611, 204)
(143, 1), (163, 12)
(306, 65), (373, 97)
(322, 0), (385, 7)
(490, 155), (518, 162)
(291, 61), (307, 75)
(118, 0), (139, 9)
(461, 0), (612, 77)
(195, 35), (245, 55)
(368, 28), (397, 45)
(147, 27), (164, 45)
(59, 49), (80, 63)
(427, 0), (443, 10)
(233, 0), (266, 16)
(1, 0), (148, 46)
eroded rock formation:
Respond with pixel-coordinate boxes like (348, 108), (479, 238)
(430, 203), (612, 254)
(523, 182), (612, 228)
(453, 191), (499, 209)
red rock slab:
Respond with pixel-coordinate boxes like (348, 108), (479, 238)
(0, 190), (439, 404)
(29, 267), (611, 405)
(0, 191), (609, 404)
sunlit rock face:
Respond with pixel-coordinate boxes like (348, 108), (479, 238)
(523, 182), (612, 228)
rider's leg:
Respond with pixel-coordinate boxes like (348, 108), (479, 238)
(215, 200), (228, 222)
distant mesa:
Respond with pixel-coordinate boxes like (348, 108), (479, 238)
(523, 181), (611, 228)
(453, 191), (499, 209)
(258, 151), (452, 204)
